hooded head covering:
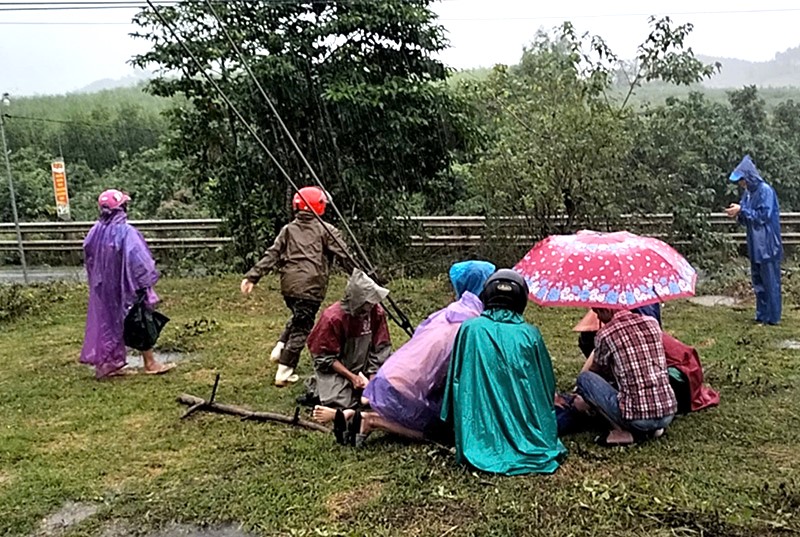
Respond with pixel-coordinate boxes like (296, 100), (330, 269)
(342, 268), (390, 315)
(729, 155), (765, 192)
(449, 260), (496, 299)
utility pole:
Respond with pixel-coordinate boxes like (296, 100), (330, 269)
(1, 93), (29, 284)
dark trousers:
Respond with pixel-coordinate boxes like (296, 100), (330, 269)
(578, 331), (597, 359)
(278, 297), (321, 369)
(751, 259), (782, 325)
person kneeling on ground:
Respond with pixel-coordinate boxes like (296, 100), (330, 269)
(441, 269), (567, 475)
(577, 307), (677, 447)
(328, 260), (495, 446)
(307, 269), (392, 442)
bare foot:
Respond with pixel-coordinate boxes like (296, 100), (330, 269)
(360, 411), (377, 436)
(144, 363), (176, 375)
(573, 394), (592, 414)
(604, 429), (634, 446)
(312, 406), (356, 424)
(312, 405), (337, 424)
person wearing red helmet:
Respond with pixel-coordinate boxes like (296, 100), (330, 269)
(241, 186), (355, 387)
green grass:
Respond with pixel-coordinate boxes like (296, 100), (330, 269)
(2, 275), (800, 536)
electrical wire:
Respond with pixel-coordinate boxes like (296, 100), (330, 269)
(200, 0), (416, 335)
(2, 112), (163, 133)
(1, 1), (799, 16)
(140, 0), (415, 335)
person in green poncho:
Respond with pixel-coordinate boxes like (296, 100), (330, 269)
(441, 269), (567, 476)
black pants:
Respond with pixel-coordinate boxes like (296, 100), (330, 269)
(278, 297), (321, 369)
(578, 331), (597, 359)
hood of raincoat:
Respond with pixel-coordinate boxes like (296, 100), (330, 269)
(444, 291), (484, 324)
(730, 155), (764, 192)
(341, 268), (389, 315)
(449, 260), (496, 299)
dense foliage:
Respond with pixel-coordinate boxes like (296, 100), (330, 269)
(0, 87), (205, 223)
(5, 6), (800, 272)
(131, 0), (474, 266)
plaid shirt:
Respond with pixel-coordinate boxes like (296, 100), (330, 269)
(593, 310), (677, 421)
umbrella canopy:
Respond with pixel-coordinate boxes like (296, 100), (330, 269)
(514, 230), (697, 309)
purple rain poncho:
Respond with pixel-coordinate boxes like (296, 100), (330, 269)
(79, 209), (159, 378)
(364, 291), (485, 433)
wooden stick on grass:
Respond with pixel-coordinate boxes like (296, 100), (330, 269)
(177, 394), (331, 434)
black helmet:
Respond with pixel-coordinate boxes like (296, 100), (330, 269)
(479, 269), (529, 315)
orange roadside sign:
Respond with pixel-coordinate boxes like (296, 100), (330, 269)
(51, 159), (70, 219)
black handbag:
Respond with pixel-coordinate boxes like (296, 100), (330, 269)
(123, 290), (169, 351)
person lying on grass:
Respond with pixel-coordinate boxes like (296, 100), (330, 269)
(576, 307), (678, 447)
(306, 269), (391, 429)
(312, 260), (495, 447)
(441, 269), (567, 475)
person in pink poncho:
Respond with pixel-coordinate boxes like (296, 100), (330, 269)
(79, 189), (174, 378)
(311, 260), (495, 447)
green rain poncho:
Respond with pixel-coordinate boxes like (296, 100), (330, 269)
(441, 309), (567, 475)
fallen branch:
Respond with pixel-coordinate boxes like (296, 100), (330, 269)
(177, 393), (331, 434)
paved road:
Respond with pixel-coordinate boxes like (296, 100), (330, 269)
(0, 266), (86, 284)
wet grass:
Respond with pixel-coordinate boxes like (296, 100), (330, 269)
(2, 275), (800, 536)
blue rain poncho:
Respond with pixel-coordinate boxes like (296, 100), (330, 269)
(730, 155), (783, 324)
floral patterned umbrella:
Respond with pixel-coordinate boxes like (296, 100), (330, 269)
(514, 230), (696, 309)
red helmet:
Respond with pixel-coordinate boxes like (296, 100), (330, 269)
(292, 186), (327, 216)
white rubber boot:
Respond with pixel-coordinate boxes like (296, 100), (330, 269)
(275, 364), (299, 387)
(270, 341), (285, 363)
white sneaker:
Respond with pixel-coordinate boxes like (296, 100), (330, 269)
(275, 364), (299, 387)
(270, 341), (285, 363)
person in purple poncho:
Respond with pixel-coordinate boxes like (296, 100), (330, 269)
(79, 189), (174, 378)
(311, 260), (495, 447)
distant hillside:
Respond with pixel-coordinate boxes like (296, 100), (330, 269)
(75, 70), (153, 94)
(700, 45), (800, 88)
(12, 86), (172, 124)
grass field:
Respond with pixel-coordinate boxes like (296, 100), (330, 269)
(2, 274), (800, 537)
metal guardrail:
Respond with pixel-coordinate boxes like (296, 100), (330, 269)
(407, 213), (800, 247)
(2, 214), (800, 253)
(0, 219), (230, 252)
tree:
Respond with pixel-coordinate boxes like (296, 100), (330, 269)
(454, 18), (719, 264)
(631, 93), (740, 266)
(131, 0), (473, 266)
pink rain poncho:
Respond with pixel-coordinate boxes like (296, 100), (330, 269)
(364, 260), (495, 433)
(79, 209), (159, 378)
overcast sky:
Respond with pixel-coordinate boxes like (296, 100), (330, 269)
(2, 0), (800, 96)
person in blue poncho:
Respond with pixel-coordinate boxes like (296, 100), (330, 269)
(725, 155), (783, 325)
(441, 269), (567, 475)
